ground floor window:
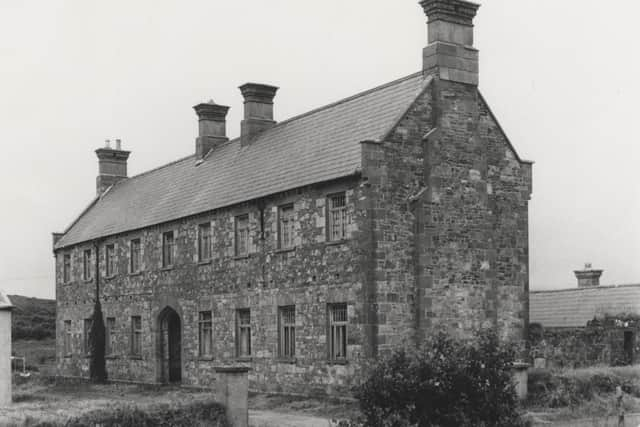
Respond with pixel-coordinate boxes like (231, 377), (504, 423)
(236, 309), (251, 358)
(199, 311), (213, 357)
(328, 303), (347, 361)
(131, 316), (142, 356)
(83, 318), (92, 355)
(63, 320), (72, 355)
(278, 306), (296, 358)
(106, 317), (116, 356)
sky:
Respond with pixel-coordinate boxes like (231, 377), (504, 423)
(0, 0), (638, 299)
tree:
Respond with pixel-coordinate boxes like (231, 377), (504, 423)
(89, 242), (107, 383)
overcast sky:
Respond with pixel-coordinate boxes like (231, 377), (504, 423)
(1, 0), (638, 299)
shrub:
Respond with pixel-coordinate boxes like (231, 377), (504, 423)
(355, 331), (525, 427)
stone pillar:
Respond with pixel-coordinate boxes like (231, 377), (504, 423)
(214, 366), (250, 427)
(511, 362), (529, 400)
(0, 292), (13, 406)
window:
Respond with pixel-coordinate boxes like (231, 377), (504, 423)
(106, 317), (116, 356)
(131, 316), (142, 356)
(106, 244), (115, 277)
(83, 249), (92, 280)
(162, 231), (174, 267)
(198, 223), (212, 262)
(84, 318), (92, 355)
(328, 193), (349, 241)
(63, 320), (72, 355)
(278, 205), (295, 249)
(328, 303), (348, 361)
(235, 215), (249, 257)
(63, 254), (71, 283)
(278, 306), (296, 358)
(198, 311), (213, 357)
(236, 309), (251, 358)
(130, 239), (141, 273)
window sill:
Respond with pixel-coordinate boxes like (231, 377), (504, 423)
(64, 355), (72, 359)
(198, 356), (215, 361)
(327, 359), (348, 365)
(197, 259), (212, 266)
(160, 266), (174, 271)
(235, 357), (252, 362)
(105, 274), (116, 280)
(128, 271), (143, 277)
(129, 355), (143, 360)
(325, 239), (350, 246)
(274, 247), (296, 254)
(233, 255), (250, 261)
(276, 358), (297, 364)
(83, 278), (93, 283)
(105, 355), (119, 360)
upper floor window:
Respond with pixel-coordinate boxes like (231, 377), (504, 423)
(63, 253), (71, 283)
(236, 308), (251, 358)
(106, 317), (116, 356)
(130, 239), (141, 273)
(83, 249), (92, 281)
(328, 193), (349, 241)
(278, 306), (296, 359)
(199, 311), (213, 357)
(328, 303), (348, 361)
(235, 215), (249, 257)
(105, 244), (115, 277)
(198, 223), (212, 262)
(63, 320), (72, 356)
(162, 231), (174, 268)
(278, 205), (295, 249)
(131, 316), (142, 356)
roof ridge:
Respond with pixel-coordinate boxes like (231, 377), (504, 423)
(531, 283), (640, 293)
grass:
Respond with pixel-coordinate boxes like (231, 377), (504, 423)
(12, 338), (56, 373)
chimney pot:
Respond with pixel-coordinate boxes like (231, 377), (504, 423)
(115, 139), (121, 150)
(239, 83), (279, 146)
(193, 101), (230, 159)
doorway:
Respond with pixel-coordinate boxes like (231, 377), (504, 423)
(623, 331), (634, 365)
(159, 307), (181, 383)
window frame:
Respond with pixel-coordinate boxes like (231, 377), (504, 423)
(162, 231), (175, 268)
(277, 204), (295, 250)
(327, 303), (348, 362)
(198, 311), (213, 357)
(131, 315), (142, 357)
(327, 192), (349, 242)
(106, 317), (116, 356)
(63, 320), (72, 356)
(278, 305), (296, 359)
(198, 223), (212, 262)
(83, 318), (92, 356)
(234, 215), (250, 257)
(235, 308), (251, 358)
(105, 244), (116, 277)
(129, 238), (141, 274)
(62, 253), (71, 283)
(83, 249), (92, 281)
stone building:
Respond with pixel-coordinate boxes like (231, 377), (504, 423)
(530, 265), (640, 368)
(53, 0), (533, 395)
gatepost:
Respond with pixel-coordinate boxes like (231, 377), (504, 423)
(0, 292), (13, 406)
(214, 366), (250, 427)
(511, 361), (529, 400)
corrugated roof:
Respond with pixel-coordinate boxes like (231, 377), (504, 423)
(56, 72), (429, 249)
(530, 284), (640, 328)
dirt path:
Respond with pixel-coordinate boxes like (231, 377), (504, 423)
(250, 409), (332, 427)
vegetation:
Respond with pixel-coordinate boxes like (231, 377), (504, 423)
(9, 295), (55, 341)
(343, 331), (525, 427)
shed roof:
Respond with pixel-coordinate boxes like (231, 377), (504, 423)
(55, 72), (429, 249)
(530, 284), (640, 328)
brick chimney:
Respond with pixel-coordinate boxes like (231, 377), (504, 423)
(193, 100), (230, 160)
(419, 0), (480, 85)
(239, 83), (278, 146)
(574, 263), (603, 288)
(95, 139), (130, 196)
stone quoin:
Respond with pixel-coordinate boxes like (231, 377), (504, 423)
(52, 0), (532, 395)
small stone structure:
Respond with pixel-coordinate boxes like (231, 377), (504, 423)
(511, 362), (529, 400)
(0, 292), (13, 406)
(214, 366), (250, 427)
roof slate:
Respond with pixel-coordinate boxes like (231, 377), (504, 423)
(56, 72), (428, 249)
(530, 284), (640, 328)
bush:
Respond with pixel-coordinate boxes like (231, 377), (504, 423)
(354, 331), (524, 427)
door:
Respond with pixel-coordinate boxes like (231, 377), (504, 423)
(159, 307), (182, 383)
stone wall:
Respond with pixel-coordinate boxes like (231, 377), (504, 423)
(530, 316), (640, 368)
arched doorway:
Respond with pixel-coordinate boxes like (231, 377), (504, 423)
(158, 307), (181, 383)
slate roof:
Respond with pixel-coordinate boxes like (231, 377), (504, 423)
(530, 284), (640, 328)
(55, 72), (429, 249)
